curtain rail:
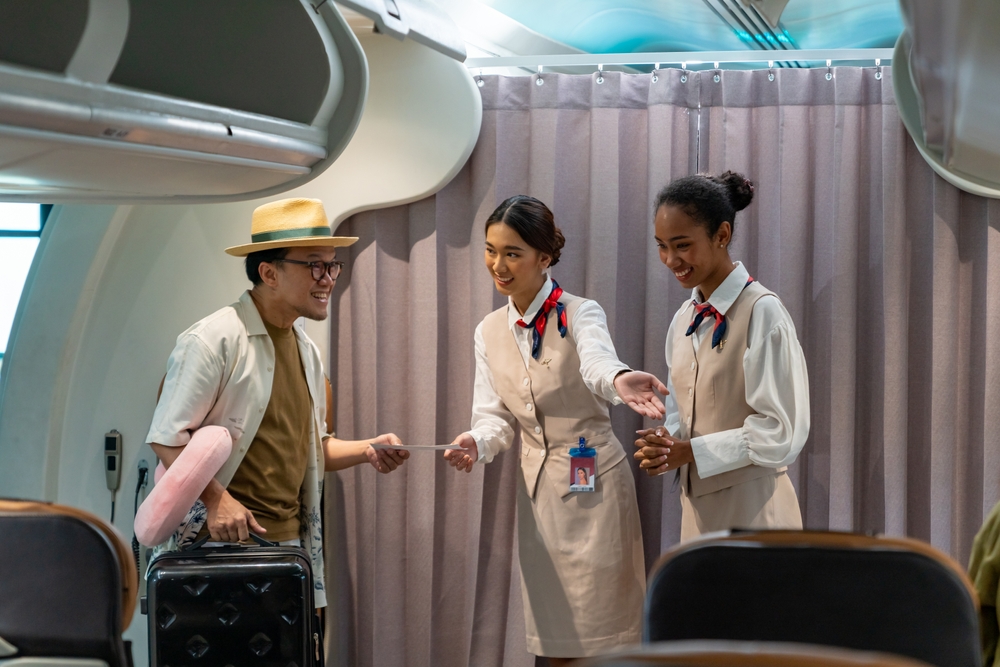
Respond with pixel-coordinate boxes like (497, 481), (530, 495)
(465, 48), (894, 69)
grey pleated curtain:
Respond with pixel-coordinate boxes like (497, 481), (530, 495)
(324, 68), (1000, 667)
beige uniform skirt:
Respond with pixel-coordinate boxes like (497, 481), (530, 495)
(515, 456), (645, 657)
(680, 470), (802, 542)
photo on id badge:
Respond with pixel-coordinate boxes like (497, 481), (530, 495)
(569, 438), (596, 492)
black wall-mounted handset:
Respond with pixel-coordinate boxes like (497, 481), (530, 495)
(105, 429), (122, 492)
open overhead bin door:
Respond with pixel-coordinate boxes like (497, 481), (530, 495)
(894, 0), (1000, 198)
(0, 0), (367, 203)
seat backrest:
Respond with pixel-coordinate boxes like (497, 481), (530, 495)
(573, 639), (936, 667)
(0, 499), (137, 666)
(645, 531), (980, 667)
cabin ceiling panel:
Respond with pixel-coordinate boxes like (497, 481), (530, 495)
(481, 0), (903, 53)
(336, 0), (467, 61)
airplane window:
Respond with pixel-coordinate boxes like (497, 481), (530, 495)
(0, 203), (44, 377)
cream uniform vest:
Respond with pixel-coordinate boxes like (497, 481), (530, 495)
(482, 292), (626, 500)
(672, 280), (786, 497)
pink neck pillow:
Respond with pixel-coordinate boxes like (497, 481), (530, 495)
(134, 426), (232, 547)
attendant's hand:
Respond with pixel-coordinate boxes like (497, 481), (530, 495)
(443, 433), (478, 473)
(633, 427), (694, 476)
(366, 433), (409, 473)
(203, 488), (266, 542)
(614, 371), (669, 420)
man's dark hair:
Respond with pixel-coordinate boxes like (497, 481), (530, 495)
(245, 247), (290, 285)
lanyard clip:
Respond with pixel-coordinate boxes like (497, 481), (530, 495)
(578, 436), (587, 452)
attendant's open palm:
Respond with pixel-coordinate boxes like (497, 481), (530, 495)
(614, 371), (669, 419)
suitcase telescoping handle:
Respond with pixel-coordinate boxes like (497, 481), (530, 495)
(184, 532), (278, 551)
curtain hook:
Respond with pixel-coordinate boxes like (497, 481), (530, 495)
(536, 65), (544, 86)
(476, 68), (484, 88)
(874, 57), (883, 80)
(826, 59), (833, 81)
(652, 62), (660, 82)
(596, 63), (604, 84)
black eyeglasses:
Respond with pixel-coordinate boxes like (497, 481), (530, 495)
(276, 258), (345, 280)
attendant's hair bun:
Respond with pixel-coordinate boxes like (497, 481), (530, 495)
(655, 170), (754, 243)
(716, 171), (754, 212)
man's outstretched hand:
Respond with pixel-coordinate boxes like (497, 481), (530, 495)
(366, 433), (409, 473)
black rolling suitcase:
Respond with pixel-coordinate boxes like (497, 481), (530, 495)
(146, 536), (318, 667)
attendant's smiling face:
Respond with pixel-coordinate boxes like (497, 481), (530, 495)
(484, 222), (551, 308)
(654, 204), (730, 291)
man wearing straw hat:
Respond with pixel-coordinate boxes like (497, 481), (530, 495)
(146, 198), (407, 608)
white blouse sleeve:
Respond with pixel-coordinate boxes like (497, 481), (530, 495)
(689, 295), (811, 478)
(467, 321), (518, 464)
(572, 299), (631, 404)
(661, 313), (683, 438)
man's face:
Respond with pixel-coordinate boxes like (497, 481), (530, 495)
(271, 246), (339, 321)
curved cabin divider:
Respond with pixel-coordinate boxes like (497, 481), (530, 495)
(296, 26), (483, 225)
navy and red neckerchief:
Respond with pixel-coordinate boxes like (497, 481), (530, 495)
(516, 280), (568, 360)
(685, 277), (755, 349)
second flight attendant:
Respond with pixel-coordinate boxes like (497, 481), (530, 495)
(635, 171), (809, 540)
(444, 195), (668, 665)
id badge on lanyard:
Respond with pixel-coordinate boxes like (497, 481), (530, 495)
(569, 437), (596, 492)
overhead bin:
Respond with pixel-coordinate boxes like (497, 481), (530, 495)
(894, 0), (1000, 198)
(0, 0), (367, 203)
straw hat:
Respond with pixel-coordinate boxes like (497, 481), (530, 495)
(224, 198), (358, 256)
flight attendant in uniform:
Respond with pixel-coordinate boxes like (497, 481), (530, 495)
(444, 195), (668, 665)
(635, 171), (809, 541)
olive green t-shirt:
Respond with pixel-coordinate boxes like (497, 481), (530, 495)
(223, 319), (313, 542)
